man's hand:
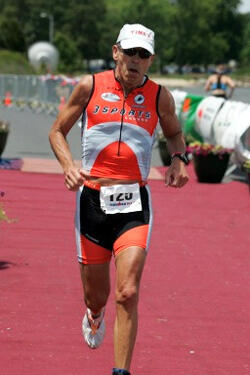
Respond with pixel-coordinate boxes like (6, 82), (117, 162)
(64, 166), (90, 191)
(49, 75), (93, 190)
(165, 159), (189, 188)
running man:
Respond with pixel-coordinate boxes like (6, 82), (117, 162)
(49, 23), (189, 375)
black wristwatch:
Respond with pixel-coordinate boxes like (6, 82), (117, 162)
(171, 152), (189, 165)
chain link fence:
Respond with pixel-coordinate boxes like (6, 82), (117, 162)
(0, 74), (78, 116)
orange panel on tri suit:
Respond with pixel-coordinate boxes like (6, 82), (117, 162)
(80, 235), (112, 265)
(113, 224), (149, 256)
(91, 141), (142, 180)
(81, 70), (160, 181)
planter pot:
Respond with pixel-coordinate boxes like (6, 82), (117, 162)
(193, 153), (230, 183)
(0, 132), (9, 157)
(158, 138), (171, 166)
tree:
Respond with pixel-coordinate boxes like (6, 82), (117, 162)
(240, 14), (250, 64)
(98, 0), (126, 61)
(0, 0), (247, 71)
(114, 0), (176, 71)
(64, 0), (107, 62)
(172, 0), (243, 65)
(210, 0), (243, 62)
(0, 6), (26, 51)
(54, 31), (80, 72)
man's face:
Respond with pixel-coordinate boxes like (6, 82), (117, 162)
(112, 44), (154, 86)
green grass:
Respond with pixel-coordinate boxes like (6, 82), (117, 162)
(231, 66), (250, 82)
(0, 50), (35, 74)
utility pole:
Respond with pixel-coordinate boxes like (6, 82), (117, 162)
(40, 12), (54, 44)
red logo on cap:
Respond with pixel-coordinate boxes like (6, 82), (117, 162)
(131, 30), (152, 38)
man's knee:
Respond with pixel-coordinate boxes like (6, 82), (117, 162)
(84, 288), (110, 311)
(115, 285), (139, 310)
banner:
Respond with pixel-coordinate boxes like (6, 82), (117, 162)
(178, 94), (204, 142)
(171, 90), (187, 117)
(194, 96), (225, 143)
(212, 101), (249, 148)
(233, 109), (250, 163)
(171, 91), (250, 165)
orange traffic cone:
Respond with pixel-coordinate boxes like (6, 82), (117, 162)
(58, 96), (66, 112)
(4, 91), (12, 107)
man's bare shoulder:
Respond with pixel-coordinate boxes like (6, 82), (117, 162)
(68, 74), (93, 107)
(77, 74), (93, 93)
(160, 85), (172, 99)
(158, 85), (175, 115)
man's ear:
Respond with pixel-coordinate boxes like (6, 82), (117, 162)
(149, 54), (155, 67)
(112, 45), (119, 62)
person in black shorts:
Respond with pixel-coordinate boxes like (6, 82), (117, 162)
(49, 23), (189, 375)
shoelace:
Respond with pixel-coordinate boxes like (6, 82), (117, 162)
(87, 311), (102, 335)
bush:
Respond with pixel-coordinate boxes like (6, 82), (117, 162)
(0, 50), (35, 74)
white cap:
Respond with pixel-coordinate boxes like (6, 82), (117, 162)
(116, 24), (155, 55)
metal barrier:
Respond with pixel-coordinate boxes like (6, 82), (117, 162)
(0, 74), (78, 116)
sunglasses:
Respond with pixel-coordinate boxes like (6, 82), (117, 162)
(119, 46), (152, 59)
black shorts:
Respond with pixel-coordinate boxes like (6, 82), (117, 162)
(75, 184), (153, 264)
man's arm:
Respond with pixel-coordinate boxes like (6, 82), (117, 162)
(49, 74), (93, 191)
(158, 86), (189, 188)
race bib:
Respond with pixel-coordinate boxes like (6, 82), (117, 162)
(100, 183), (142, 214)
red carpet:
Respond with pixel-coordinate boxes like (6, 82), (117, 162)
(0, 168), (249, 375)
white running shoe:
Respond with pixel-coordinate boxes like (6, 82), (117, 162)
(82, 308), (105, 349)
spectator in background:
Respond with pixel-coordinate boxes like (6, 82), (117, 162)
(204, 63), (235, 99)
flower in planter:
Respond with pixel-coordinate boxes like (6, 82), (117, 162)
(187, 141), (233, 158)
(187, 142), (233, 183)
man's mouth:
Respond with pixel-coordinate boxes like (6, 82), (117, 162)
(129, 68), (139, 74)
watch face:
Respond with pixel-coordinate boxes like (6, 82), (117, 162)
(172, 153), (189, 165)
(181, 154), (189, 164)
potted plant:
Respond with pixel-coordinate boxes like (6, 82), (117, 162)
(0, 121), (10, 157)
(187, 142), (233, 183)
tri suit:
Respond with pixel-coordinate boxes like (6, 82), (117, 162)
(75, 70), (161, 264)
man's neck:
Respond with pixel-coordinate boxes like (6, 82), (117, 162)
(114, 69), (145, 96)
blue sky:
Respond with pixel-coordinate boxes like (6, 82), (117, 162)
(238, 0), (250, 13)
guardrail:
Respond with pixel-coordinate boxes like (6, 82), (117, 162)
(0, 74), (79, 116)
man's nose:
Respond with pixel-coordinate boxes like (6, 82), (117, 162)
(131, 52), (140, 62)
